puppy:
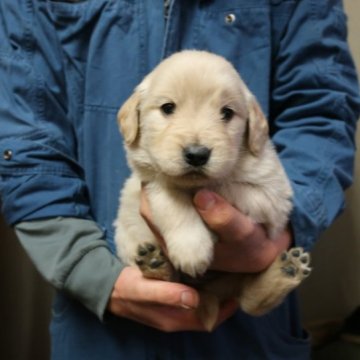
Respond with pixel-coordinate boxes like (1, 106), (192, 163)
(114, 50), (311, 330)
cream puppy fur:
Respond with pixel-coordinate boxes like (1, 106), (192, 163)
(114, 50), (311, 330)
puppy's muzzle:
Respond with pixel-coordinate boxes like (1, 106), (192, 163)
(183, 145), (212, 167)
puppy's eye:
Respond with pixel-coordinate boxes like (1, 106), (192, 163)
(160, 102), (176, 115)
(221, 106), (235, 122)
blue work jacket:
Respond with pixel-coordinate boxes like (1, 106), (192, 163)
(0, 0), (359, 359)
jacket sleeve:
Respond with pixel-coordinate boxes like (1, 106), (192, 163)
(270, 0), (360, 249)
(0, 0), (90, 224)
(0, 1), (122, 318)
(15, 217), (123, 320)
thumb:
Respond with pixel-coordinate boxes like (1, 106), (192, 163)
(193, 189), (255, 241)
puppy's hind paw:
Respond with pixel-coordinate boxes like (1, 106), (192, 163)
(238, 247), (312, 316)
(280, 247), (311, 281)
(135, 243), (177, 282)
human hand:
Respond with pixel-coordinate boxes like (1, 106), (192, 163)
(140, 187), (291, 274)
(193, 189), (292, 273)
(108, 266), (238, 332)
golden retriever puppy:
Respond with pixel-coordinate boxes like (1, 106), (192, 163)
(114, 50), (311, 330)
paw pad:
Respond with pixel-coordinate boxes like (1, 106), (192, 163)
(135, 242), (175, 281)
(280, 247), (311, 280)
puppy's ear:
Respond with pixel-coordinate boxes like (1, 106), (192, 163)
(117, 91), (141, 145)
(247, 96), (269, 156)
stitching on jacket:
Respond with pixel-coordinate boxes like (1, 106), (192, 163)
(0, 166), (80, 177)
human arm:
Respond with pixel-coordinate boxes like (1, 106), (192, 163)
(15, 217), (239, 331)
(14, 217), (123, 319)
(270, 0), (360, 249)
(0, 1), (121, 319)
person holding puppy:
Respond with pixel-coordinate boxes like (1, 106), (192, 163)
(1, 0), (359, 359)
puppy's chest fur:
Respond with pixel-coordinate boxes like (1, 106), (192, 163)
(115, 138), (292, 276)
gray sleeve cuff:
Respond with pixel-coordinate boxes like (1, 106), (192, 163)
(15, 217), (124, 320)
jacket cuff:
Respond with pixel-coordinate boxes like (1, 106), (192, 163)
(15, 217), (124, 320)
(65, 245), (124, 320)
(289, 179), (345, 250)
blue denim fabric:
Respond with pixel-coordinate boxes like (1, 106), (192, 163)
(1, 0), (359, 358)
(50, 292), (310, 360)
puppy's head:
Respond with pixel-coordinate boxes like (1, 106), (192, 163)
(118, 51), (268, 187)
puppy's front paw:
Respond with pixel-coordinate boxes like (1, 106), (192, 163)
(174, 256), (211, 279)
(135, 243), (176, 282)
(167, 233), (214, 278)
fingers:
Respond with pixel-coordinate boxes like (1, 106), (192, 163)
(193, 189), (292, 273)
(121, 302), (206, 332)
(193, 189), (256, 241)
(109, 267), (239, 332)
(117, 267), (199, 309)
(109, 267), (231, 332)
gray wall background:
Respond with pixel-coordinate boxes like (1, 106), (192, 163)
(0, 1), (359, 359)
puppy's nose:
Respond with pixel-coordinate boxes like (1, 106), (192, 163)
(183, 145), (211, 167)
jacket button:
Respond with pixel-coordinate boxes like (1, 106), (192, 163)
(3, 149), (12, 161)
(225, 13), (236, 24)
